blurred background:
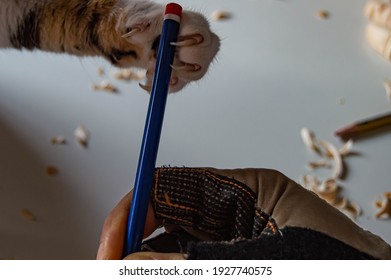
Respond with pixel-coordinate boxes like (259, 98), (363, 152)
(1, 0), (390, 259)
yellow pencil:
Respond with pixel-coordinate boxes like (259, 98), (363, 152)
(335, 111), (391, 140)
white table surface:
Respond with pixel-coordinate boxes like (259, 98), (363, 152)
(1, 0), (390, 259)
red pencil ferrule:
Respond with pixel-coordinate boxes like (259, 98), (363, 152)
(164, 3), (182, 22)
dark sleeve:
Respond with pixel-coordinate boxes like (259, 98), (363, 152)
(186, 227), (376, 260)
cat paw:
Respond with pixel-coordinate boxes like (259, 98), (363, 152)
(114, 3), (220, 92)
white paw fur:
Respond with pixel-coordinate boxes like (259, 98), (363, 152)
(117, 0), (220, 92)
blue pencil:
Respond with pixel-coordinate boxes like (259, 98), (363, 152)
(123, 3), (182, 256)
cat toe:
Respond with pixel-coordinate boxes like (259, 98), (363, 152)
(171, 63), (201, 72)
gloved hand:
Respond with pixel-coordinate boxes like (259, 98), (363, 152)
(97, 167), (391, 260)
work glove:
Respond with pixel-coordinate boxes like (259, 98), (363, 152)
(97, 167), (391, 260)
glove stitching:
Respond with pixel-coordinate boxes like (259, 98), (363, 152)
(152, 167), (258, 240)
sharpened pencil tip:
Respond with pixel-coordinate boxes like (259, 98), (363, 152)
(335, 126), (357, 140)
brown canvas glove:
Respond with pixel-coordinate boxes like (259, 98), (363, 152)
(150, 167), (391, 260)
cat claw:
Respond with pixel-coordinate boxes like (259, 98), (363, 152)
(171, 63), (201, 72)
(121, 27), (142, 38)
(138, 78), (177, 92)
(122, 28), (141, 38)
(138, 83), (151, 92)
(171, 34), (203, 47)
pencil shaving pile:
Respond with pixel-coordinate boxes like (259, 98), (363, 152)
(300, 128), (361, 219)
(363, 2), (391, 219)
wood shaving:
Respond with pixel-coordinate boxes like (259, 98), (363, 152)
(338, 97), (345, 105)
(365, 22), (391, 60)
(374, 192), (391, 218)
(307, 160), (332, 170)
(302, 174), (320, 189)
(375, 200), (383, 208)
(74, 125), (89, 147)
(300, 128), (322, 155)
(302, 175), (361, 219)
(364, 1), (391, 61)
(113, 69), (145, 81)
(316, 10), (330, 19)
(211, 10), (232, 21)
(300, 128), (361, 220)
(311, 178), (340, 204)
(97, 67), (105, 76)
(384, 79), (391, 100)
(303, 176), (338, 204)
(338, 139), (354, 156)
(318, 140), (344, 179)
(92, 80), (118, 93)
(46, 165), (59, 176)
(364, 0), (391, 30)
(50, 136), (67, 145)
(335, 198), (362, 220)
(300, 128), (354, 179)
(19, 208), (36, 222)
(317, 139), (333, 158)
